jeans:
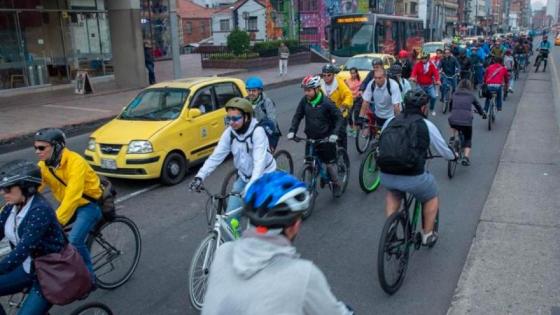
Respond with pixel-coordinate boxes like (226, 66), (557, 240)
(419, 84), (437, 111)
(226, 177), (247, 218)
(69, 202), (102, 279)
(474, 64), (484, 86)
(0, 266), (51, 315)
(485, 85), (503, 111)
(441, 75), (457, 102)
(145, 61), (156, 85)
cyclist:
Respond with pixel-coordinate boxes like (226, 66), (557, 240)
(245, 76), (281, 151)
(344, 67), (363, 138)
(503, 50), (515, 93)
(410, 52), (441, 116)
(377, 89), (456, 246)
(431, 49), (443, 69)
(513, 40), (527, 70)
(0, 160), (65, 315)
(490, 39), (504, 58)
(439, 48), (461, 104)
(359, 68), (402, 128)
(470, 46), (484, 89)
(288, 75), (344, 197)
(320, 64), (353, 151)
(388, 64), (412, 100)
(534, 35), (551, 69)
(448, 79), (486, 166)
(34, 128), (102, 278)
(395, 50), (413, 79)
(190, 97), (276, 214)
(359, 58), (385, 92)
(201, 171), (354, 315)
(457, 48), (472, 80)
(483, 56), (509, 112)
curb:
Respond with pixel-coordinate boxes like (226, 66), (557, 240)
(0, 77), (303, 153)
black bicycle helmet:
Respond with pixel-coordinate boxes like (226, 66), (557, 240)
(389, 64), (402, 76)
(34, 128), (66, 167)
(404, 88), (429, 110)
(0, 160), (42, 198)
(371, 58), (383, 67)
(322, 63), (339, 74)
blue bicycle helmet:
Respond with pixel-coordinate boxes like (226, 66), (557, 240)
(244, 171), (310, 228)
(245, 76), (264, 90)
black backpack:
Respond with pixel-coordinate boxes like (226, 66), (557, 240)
(377, 114), (429, 174)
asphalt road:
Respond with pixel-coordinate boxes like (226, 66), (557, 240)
(0, 61), (541, 314)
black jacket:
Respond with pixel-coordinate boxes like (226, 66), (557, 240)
(440, 56), (460, 76)
(395, 59), (413, 79)
(448, 89), (484, 126)
(289, 93), (343, 139)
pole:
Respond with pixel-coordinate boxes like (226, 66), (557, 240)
(290, 0), (297, 39)
(169, 0), (182, 79)
(474, 0), (478, 35)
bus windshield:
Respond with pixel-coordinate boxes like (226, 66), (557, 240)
(331, 22), (374, 57)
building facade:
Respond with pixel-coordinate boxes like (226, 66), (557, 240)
(211, 0), (267, 46)
(178, 0), (216, 47)
(0, 0), (112, 90)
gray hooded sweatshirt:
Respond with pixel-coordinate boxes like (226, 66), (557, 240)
(202, 230), (353, 315)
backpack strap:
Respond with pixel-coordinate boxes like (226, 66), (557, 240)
(48, 167), (99, 203)
(371, 80), (393, 98)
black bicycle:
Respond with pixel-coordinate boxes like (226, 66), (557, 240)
(486, 91), (498, 131)
(377, 154), (440, 295)
(447, 132), (464, 179)
(534, 49), (549, 72)
(293, 136), (350, 219)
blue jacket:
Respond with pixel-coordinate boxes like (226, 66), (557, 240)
(0, 194), (65, 275)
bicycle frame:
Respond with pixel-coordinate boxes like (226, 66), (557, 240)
(304, 141), (331, 184)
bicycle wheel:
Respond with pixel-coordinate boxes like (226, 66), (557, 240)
(300, 165), (317, 220)
(359, 147), (380, 193)
(274, 150), (294, 174)
(355, 123), (371, 154)
(442, 89), (450, 114)
(377, 211), (410, 295)
(447, 140), (458, 179)
(70, 302), (113, 315)
(87, 216), (142, 290)
(188, 232), (222, 311)
(487, 101), (493, 131)
(336, 148), (350, 196)
(219, 169), (238, 212)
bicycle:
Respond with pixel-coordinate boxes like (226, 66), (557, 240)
(440, 73), (457, 114)
(534, 49), (549, 72)
(486, 90), (498, 131)
(293, 136), (350, 219)
(377, 154), (441, 295)
(447, 130), (465, 179)
(6, 289), (113, 315)
(358, 137), (381, 193)
(80, 213), (142, 290)
(187, 186), (243, 311)
(355, 111), (381, 154)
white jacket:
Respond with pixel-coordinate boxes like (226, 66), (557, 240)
(196, 119), (276, 182)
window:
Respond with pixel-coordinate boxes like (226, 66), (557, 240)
(248, 17), (258, 31)
(214, 83), (243, 108)
(121, 89), (189, 120)
(220, 19), (230, 32)
(302, 27), (318, 35)
(185, 22), (192, 34)
(301, 0), (318, 11)
(190, 87), (215, 114)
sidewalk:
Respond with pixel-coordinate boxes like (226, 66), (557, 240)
(447, 64), (560, 313)
(0, 54), (323, 146)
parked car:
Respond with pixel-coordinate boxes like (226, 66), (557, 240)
(422, 41), (446, 58)
(555, 34), (560, 46)
(84, 77), (247, 185)
(337, 53), (396, 81)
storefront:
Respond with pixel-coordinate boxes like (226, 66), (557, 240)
(0, 0), (112, 90)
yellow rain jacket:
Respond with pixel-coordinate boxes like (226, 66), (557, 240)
(325, 76), (354, 118)
(38, 148), (103, 225)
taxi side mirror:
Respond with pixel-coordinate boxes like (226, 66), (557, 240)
(187, 108), (202, 119)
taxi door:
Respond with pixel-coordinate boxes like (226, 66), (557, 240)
(185, 85), (222, 160)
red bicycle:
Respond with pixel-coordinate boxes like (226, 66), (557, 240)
(355, 110), (381, 154)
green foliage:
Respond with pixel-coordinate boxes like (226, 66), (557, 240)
(252, 40), (305, 57)
(227, 29), (250, 55)
(209, 52), (259, 60)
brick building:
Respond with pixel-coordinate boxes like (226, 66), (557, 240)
(178, 0), (217, 47)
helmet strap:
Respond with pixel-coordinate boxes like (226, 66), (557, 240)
(46, 144), (64, 167)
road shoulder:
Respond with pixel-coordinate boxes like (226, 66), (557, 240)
(448, 66), (560, 314)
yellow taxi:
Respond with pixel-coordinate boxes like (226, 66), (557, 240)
(337, 53), (396, 81)
(84, 77), (246, 185)
(555, 34), (560, 46)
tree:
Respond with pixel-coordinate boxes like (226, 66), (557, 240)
(227, 29), (250, 55)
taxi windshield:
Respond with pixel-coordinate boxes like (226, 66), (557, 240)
(120, 88), (190, 121)
(422, 43), (444, 54)
(344, 57), (376, 71)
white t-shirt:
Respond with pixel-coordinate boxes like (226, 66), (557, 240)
(362, 78), (402, 119)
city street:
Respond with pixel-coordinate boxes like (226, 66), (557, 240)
(1, 62), (535, 314)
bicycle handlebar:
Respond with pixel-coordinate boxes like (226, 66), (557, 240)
(194, 185), (242, 200)
(292, 136), (330, 144)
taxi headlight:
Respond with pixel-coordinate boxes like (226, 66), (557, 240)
(87, 138), (96, 151)
(127, 140), (153, 154)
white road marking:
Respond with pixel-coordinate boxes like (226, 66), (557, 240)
(43, 104), (112, 113)
(115, 184), (161, 204)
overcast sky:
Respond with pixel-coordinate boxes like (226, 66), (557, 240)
(531, 0), (545, 10)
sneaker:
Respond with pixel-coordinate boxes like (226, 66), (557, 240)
(431, 111), (436, 116)
(461, 156), (471, 166)
(497, 108), (502, 112)
(332, 182), (343, 198)
(424, 232), (439, 247)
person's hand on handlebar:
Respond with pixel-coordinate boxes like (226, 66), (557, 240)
(328, 134), (338, 143)
(189, 177), (203, 192)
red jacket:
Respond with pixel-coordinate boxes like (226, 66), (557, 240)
(484, 63), (509, 85)
(411, 61), (440, 86)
